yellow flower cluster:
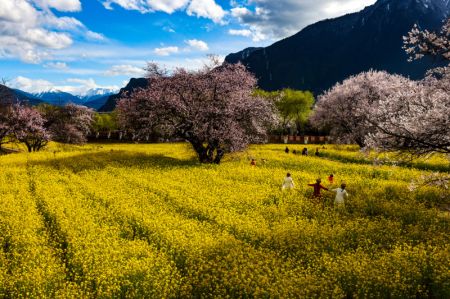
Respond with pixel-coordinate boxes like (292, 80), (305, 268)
(0, 143), (448, 298)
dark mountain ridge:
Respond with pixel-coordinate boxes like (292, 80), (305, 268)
(225, 0), (450, 94)
(0, 87), (116, 110)
(99, 78), (149, 112)
(33, 90), (82, 106)
(84, 95), (111, 110)
(0, 85), (43, 106)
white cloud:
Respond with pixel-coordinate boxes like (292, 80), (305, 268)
(104, 64), (146, 76)
(186, 39), (209, 51)
(102, 0), (189, 13)
(42, 15), (83, 31)
(0, 0), (104, 64)
(187, 0), (226, 24)
(25, 28), (73, 49)
(0, 0), (38, 23)
(231, 0), (376, 41)
(154, 46), (179, 56)
(11, 76), (54, 93)
(62, 78), (120, 95)
(34, 0), (82, 12)
(163, 26), (176, 33)
(11, 76), (119, 95)
(102, 0), (226, 23)
(86, 31), (106, 41)
(228, 29), (252, 37)
(149, 55), (225, 72)
(231, 7), (251, 18)
(44, 62), (68, 69)
(65, 78), (100, 91)
(148, 0), (189, 14)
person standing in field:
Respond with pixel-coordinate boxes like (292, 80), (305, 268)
(302, 148), (308, 156)
(315, 148), (320, 157)
(332, 183), (349, 206)
(250, 159), (256, 166)
(308, 178), (329, 198)
(282, 173), (295, 190)
(328, 174), (334, 184)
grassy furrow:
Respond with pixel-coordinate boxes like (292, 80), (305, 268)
(27, 162), (182, 298)
(0, 165), (77, 298)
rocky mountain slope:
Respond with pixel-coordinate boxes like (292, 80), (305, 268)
(225, 0), (450, 93)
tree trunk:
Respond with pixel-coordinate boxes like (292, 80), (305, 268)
(213, 148), (224, 164)
(189, 139), (208, 163)
(355, 138), (365, 148)
(188, 138), (225, 164)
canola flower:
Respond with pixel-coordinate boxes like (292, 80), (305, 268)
(0, 143), (449, 298)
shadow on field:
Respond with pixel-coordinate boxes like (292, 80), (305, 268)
(28, 150), (200, 172)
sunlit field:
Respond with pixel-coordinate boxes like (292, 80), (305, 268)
(1, 143), (449, 298)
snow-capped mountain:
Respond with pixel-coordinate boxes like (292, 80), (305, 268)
(31, 88), (117, 107)
(78, 88), (117, 102)
(33, 89), (82, 106)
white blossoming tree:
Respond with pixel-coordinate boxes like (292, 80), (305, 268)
(366, 18), (450, 156)
(310, 70), (412, 147)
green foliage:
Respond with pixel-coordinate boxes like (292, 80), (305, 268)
(92, 112), (118, 133)
(256, 88), (314, 134)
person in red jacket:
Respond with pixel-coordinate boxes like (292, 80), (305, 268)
(308, 178), (329, 198)
(328, 174), (334, 184)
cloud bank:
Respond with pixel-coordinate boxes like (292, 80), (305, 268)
(102, 0), (226, 23)
(230, 0), (376, 41)
(0, 0), (104, 64)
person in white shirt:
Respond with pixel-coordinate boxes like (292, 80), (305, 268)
(282, 173), (295, 190)
(332, 183), (349, 206)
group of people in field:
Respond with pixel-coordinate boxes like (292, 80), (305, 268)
(282, 174), (349, 207)
(250, 146), (349, 207)
(285, 146), (322, 157)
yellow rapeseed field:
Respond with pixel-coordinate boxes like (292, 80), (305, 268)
(0, 143), (449, 298)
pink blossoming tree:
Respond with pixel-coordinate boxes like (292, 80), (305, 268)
(41, 103), (95, 144)
(0, 107), (12, 150)
(117, 62), (277, 164)
(11, 105), (50, 152)
(0, 85), (16, 150)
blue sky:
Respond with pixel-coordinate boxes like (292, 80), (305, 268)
(1, 0), (376, 95)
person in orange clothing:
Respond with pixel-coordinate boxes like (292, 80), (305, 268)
(328, 174), (334, 184)
(308, 178), (329, 198)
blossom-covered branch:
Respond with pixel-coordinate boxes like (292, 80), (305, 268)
(403, 18), (450, 61)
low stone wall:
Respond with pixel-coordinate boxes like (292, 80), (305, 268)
(88, 131), (329, 144)
(269, 135), (329, 144)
